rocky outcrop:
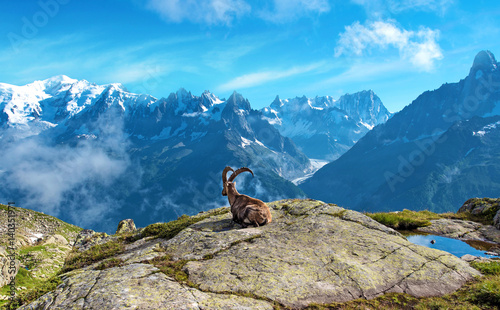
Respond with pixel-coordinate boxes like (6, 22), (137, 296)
(73, 230), (116, 252)
(19, 199), (481, 309)
(115, 219), (136, 234)
(458, 198), (500, 228)
(459, 198), (499, 213)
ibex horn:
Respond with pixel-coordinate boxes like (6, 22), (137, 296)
(228, 167), (254, 182)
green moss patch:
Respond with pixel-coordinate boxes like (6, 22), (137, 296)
(95, 258), (125, 270)
(141, 208), (230, 240)
(365, 210), (440, 230)
(470, 261), (500, 276)
(143, 255), (193, 286)
(466, 274), (500, 309)
(60, 241), (125, 274)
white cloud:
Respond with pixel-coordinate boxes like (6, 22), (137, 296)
(0, 110), (132, 228)
(404, 28), (443, 69)
(218, 62), (324, 91)
(146, 0), (251, 25)
(334, 20), (443, 71)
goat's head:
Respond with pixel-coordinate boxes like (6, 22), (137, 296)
(226, 182), (236, 193)
(221, 166), (254, 196)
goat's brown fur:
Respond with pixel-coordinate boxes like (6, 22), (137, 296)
(222, 166), (272, 228)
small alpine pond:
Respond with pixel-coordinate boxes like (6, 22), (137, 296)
(406, 234), (498, 258)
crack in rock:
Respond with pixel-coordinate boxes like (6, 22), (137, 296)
(83, 271), (101, 308)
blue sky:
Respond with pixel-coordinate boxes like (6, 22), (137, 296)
(1, 0), (500, 112)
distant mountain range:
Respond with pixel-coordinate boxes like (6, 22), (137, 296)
(262, 90), (392, 161)
(301, 50), (500, 213)
(0, 75), (389, 232)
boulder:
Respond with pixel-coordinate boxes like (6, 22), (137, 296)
(494, 210), (500, 230)
(42, 234), (69, 246)
(19, 199), (481, 309)
(460, 254), (490, 263)
(116, 219), (136, 234)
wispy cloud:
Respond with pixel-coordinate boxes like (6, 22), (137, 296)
(258, 0), (330, 22)
(388, 0), (454, 13)
(218, 62), (324, 91)
(144, 0), (330, 25)
(145, 0), (251, 25)
(320, 60), (407, 86)
(351, 0), (454, 17)
(202, 36), (271, 70)
(334, 20), (443, 71)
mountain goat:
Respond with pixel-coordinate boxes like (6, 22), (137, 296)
(222, 166), (272, 228)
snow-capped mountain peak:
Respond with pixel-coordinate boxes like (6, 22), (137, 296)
(30, 75), (79, 96)
(261, 90), (392, 160)
(42, 74), (78, 85)
(1, 76), (391, 162)
(336, 90), (390, 125)
(201, 90), (224, 105)
(0, 76), (158, 139)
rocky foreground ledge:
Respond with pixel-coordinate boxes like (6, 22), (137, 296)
(20, 199), (480, 309)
